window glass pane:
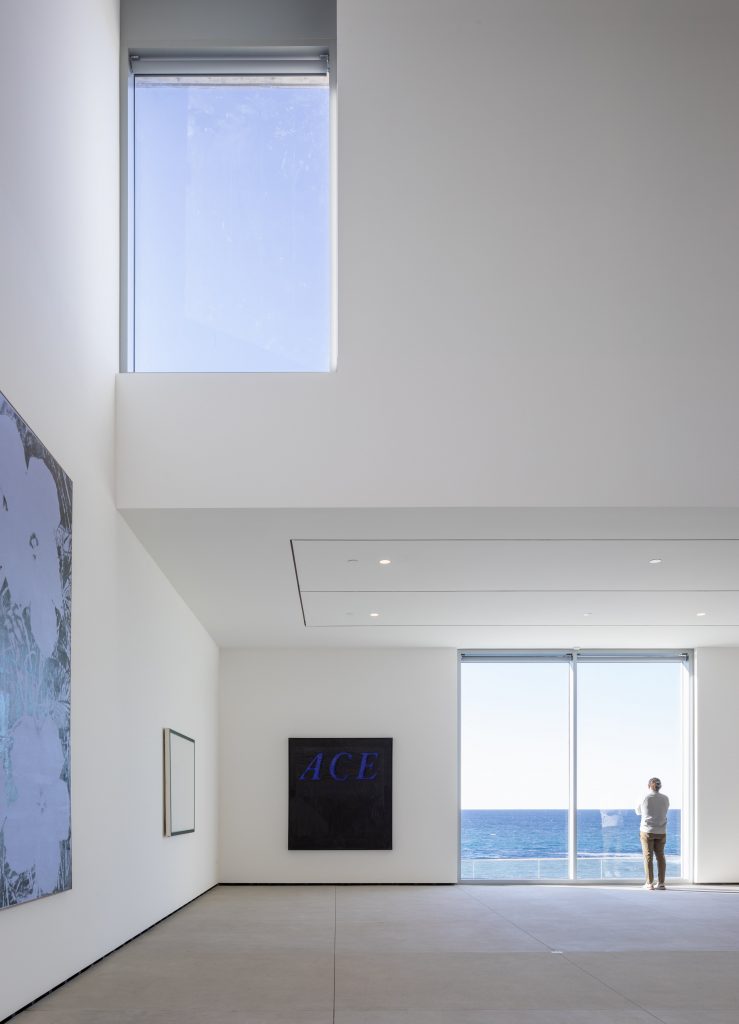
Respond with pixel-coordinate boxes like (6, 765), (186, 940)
(461, 661), (570, 880)
(134, 77), (330, 371)
(576, 661), (683, 880)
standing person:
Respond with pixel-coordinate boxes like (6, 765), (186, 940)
(635, 777), (670, 890)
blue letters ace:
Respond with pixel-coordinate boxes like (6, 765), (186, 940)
(298, 750), (379, 782)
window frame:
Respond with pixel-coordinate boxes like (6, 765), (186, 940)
(121, 48), (337, 373)
(458, 649), (694, 884)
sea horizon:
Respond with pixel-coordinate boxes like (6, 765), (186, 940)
(460, 808), (682, 880)
(461, 807), (681, 860)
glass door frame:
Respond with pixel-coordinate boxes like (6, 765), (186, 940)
(458, 649), (694, 884)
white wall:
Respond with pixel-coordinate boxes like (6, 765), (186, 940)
(220, 649), (458, 882)
(220, 646), (739, 887)
(121, 0), (335, 48)
(117, 0), (739, 510)
(0, 3), (219, 1018)
(694, 648), (739, 883)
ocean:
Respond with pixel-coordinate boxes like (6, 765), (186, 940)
(461, 809), (681, 880)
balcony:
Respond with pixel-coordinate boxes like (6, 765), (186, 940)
(461, 854), (682, 881)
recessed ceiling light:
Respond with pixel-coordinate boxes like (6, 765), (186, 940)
(379, 559), (391, 565)
(649, 558), (663, 564)
(696, 611), (707, 617)
(583, 612), (592, 617)
(370, 612), (380, 618)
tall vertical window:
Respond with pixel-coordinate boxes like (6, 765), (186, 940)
(129, 55), (331, 372)
(576, 660), (684, 881)
(460, 651), (690, 882)
(461, 659), (571, 880)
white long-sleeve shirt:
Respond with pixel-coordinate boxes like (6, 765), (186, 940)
(635, 791), (670, 833)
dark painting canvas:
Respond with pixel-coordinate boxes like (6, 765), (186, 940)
(289, 738), (392, 850)
(0, 392), (72, 909)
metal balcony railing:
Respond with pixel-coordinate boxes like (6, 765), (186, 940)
(461, 854), (682, 881)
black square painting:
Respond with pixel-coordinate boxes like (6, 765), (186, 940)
(288, 738), (393, 850)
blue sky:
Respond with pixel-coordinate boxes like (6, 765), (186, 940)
(461, 659), (683, 810)
(134, 79), (330, 372)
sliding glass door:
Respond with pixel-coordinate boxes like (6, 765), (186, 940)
(576, 659), (684, 881)
(460, 652), (689, 882)
(460, 658), (570, 880)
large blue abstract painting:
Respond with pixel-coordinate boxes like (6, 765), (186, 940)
(0, 391), (72, 909)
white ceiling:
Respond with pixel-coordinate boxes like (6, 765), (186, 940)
(293, 538), (739, 591)
(122, 507), (739, 649)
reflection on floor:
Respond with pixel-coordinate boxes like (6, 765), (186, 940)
(12, 883), (739, 1023)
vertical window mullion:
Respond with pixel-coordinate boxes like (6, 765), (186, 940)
(683, 656), (694, 883)
(569, 653), (578, 880)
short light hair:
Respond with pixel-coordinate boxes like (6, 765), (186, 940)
(648, 777), (662, 789)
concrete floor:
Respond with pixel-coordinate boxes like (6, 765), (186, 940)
(12, 883), (739, 1023)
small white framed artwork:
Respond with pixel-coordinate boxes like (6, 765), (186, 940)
(163, 728), (195, 836)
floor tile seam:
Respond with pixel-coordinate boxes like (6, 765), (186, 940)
(538, 948), (739, 957)
(332, 916), (505, 930)
(20, 1003), (337, 1016)
(458, 889), (679, 1024)
(458, 886), (556, 952)
(555, 951), (671, 1024)
(333, 950), (606, 963)
(568, 948), (739, 959)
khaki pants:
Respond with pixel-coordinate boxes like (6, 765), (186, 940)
(640, 831), (667, 885)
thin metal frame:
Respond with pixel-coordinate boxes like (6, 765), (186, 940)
(683, 654), (696, 883)
(129, 54), (329, 76)
(568, 654), (577, 880)
(163, 727), (196, 837)
(458, 649), (693, 884)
